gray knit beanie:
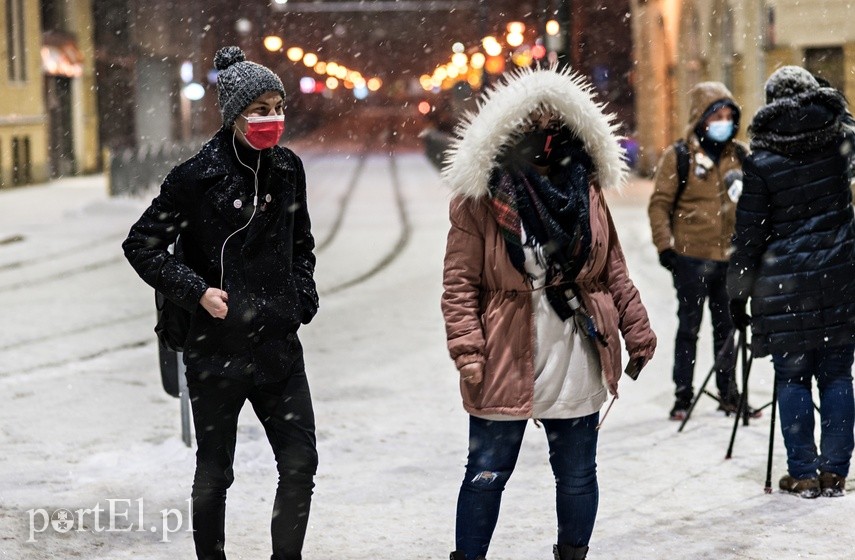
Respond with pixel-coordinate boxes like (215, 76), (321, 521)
(764, 65), (819, 103)
(214, 46), (285, 128)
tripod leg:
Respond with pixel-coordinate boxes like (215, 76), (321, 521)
(678, 364), (717, 432)
(679, 329), (738, 432)
(726, 330), (753, 459)
(764, 379), (779, 493)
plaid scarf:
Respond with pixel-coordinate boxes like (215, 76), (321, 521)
(488, 157), (592, 321)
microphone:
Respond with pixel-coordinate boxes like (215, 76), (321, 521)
(725, 169), (743, 202)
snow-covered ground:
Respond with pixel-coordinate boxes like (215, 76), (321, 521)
(0, 152), (851, 560)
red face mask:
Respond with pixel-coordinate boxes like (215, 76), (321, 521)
(240, 114), (285, 150)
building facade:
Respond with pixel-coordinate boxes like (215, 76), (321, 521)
(0, 0), (99, 188)
(631, 0), (855, 175)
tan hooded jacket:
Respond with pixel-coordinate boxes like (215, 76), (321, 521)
(648, 82), (747, 262)
(440, 68), (657, 417)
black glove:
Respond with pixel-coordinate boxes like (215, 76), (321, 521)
(658, 249), (678, 272)
(729, 299), (750, 330)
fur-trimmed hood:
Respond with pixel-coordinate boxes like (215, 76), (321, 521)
(749, 87), (850, 156)
(441, 67), (627, 199)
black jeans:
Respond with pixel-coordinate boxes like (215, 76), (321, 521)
(671, 254), (736, 403)
(186, 370), (318, 560)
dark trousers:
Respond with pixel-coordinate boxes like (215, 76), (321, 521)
(186, 370), (318, 560)
(772, 345), (855, 480)
(671, 254), (736, 403)
(455, 414), (599, 560)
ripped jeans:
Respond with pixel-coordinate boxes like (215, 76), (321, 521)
(455, 414), (599, 559)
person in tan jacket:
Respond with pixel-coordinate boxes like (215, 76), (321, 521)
(441, 67), (656, 560)
(647, 81), (749, 420)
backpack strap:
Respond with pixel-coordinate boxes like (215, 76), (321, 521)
(670, 139), (691, 222)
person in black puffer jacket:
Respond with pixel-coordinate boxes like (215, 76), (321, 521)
(727, 65), (855, 499)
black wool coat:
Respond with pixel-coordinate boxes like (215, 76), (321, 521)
(123, 128), (318, 383)
(727, 88), (855, 357)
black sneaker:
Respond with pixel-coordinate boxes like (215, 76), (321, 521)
(669, 400), (690, 421)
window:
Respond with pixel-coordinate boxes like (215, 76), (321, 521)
(6, 0), (27, 81)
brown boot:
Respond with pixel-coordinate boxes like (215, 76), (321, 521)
(819, 472), (846, 497)
(553, 543), (589, 560)
(779, 474), (820, 498)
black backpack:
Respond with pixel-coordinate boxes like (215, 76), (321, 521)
(670, 139), (747, 221)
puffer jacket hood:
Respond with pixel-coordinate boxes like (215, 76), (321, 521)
(441, 66), (627, 199)
(749, 87), (850, 156)
(686, 81), (741, 138)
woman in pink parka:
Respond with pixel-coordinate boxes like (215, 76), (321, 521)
(441, 67), (657, 560)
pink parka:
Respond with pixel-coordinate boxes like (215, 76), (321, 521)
(440, 67), (657, 417)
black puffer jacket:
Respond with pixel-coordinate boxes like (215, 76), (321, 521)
(727, 88), (855, 356)
(123, 128), (318, 383)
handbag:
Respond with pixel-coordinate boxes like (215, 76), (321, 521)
(154, 242), (192, 353)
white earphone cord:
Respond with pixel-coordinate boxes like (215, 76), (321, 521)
(219, 130), (260, 291)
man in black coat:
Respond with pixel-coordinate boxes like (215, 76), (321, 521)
(123, 46), (318, 559)
(728, 65), (855, 500)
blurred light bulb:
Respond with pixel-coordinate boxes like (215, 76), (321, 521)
(470, 52), (486, 69)
(326, 77), (339, 90)
(367, 78), (382, 91)
(546, 20), (560, 36)
(286, 47), (304, 61)
(506, 32), (524, 47)
(264, 35), (283, 52)
(452, 42), (465, 54)
(507, 22), (526, 34)
(303, 52), (318, 67)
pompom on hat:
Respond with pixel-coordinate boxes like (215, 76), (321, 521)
(214, 46), (285, 128)
(764, 65), (819, 103)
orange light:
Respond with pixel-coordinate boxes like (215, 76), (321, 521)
(367, 77), (382, 92)
(507, 21), (526, 34)
(264, 36), (283, 52)
(303, 52), (318, 67)
(484, 55), (506, 75)
(326, 77), (339, 90)
(506, 31), (524, 48)
(418, 101), (431, 115)
(286, 47), (304, 61)
(532, 44), (547, 59)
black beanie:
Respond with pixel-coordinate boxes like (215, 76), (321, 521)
(214, 46), (285, 128)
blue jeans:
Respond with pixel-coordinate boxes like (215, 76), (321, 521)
(772, 344), (855, 480)
(671, 254), (736, 402)
(455, 414), (599, 560)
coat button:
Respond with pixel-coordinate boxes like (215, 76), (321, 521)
(233, 199), (242, 209)
(265, 194), (272, 203)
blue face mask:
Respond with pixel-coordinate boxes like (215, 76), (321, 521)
(707, 120), (734, 142)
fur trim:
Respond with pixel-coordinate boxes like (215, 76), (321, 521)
(441, 66), (628, 199)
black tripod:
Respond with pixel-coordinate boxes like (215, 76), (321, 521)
(676, 328), (778, 479)
(677, 328), (760, 433)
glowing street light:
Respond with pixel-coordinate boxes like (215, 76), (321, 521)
(326, 77), (339, 90)
(507, 22), (526, 35)
(506, 31), (524, 47)
(303, 52), (318, 67)
(451, 52), (468, 68)
(470, 52), (486, 69)
(367, 77), (382, 92)
(546, 19), (560, 36)
(452, 42), (465, 54)
(482, 36), (503, 57)
(264, 35), (283, 52)
(286, 47), (304, 61)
